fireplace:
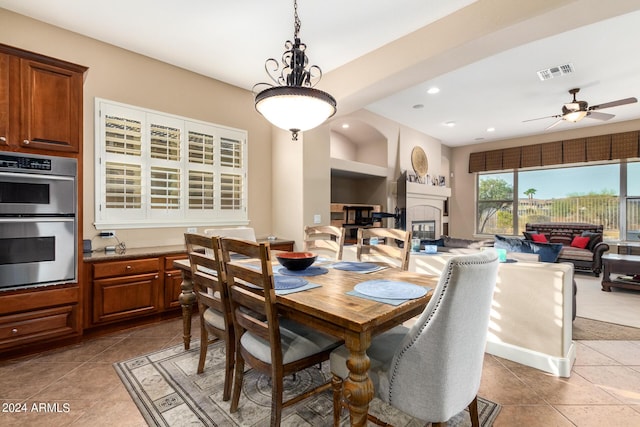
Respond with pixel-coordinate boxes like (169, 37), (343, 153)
(411, 220), (436, 240)
(396, 171), (451, 238)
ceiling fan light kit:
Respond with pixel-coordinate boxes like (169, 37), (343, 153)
(253, 0), (336, 141)
(524, 87), (637, 130)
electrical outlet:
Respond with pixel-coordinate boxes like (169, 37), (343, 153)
(99, 230), (115, 238)
(187, 227), (197, 233)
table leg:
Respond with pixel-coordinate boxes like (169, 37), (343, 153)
(601, 261), (611, 292)
(343, 332), (373, 427)
(178, 272), (195, 350)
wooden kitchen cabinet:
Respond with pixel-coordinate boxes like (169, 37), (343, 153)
(0, 43), (86, 154)
(91, 258), (161, 325)
(164, 255), (188, 309)
(0, 285), (81, 352)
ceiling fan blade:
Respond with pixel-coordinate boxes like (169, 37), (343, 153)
(545, 119), (564, 130)
(523, 114), (560, 123)
(587, 111), (615, 121)
(589, 97), (638, 110)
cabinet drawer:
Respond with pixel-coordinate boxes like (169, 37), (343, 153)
(93, 258), (159, 279)
(164, 254), (187, 270)
(0, 305), (77, 349)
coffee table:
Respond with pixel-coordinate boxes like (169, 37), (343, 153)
(601, 253), (640, 292)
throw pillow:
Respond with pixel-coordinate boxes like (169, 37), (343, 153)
(531, 233), (548, 243)
(523, 231), (538, 240)
(494, 235), (563, 263)
(571, 236), (590, 249)
(581, 231), (602, 251)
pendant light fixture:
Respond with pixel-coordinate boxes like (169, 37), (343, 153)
(253, 0), (337, 141)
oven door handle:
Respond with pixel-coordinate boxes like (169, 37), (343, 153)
(0, 217), (75, 223)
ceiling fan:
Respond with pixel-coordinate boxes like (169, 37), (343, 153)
(524, 88), (638, 130)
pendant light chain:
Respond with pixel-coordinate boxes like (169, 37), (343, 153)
(293, 0), (301, 39)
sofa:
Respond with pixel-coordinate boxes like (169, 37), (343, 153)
(420, 235), (494, 254)
(524, 223), (610, 276)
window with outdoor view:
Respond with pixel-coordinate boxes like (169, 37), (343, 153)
(627, 161), (640, 241)
(476, 162), (635, 240)
(94, 98), (248, 229)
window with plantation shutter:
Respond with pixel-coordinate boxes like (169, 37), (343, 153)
(95, 98), (248, 229)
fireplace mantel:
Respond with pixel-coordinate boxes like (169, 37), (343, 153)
(404, 181), (451, 200)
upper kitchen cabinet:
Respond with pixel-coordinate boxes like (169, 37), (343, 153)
(0, 44), (87, 154)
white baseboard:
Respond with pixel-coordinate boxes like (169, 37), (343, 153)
(485, 339), (577, 378)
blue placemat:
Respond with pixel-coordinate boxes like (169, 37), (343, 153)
(274, 276), (308, 290)
(346, 286), (431, 306)
(354, 280), (428, 299)
(332, 261), (384, 273)
(276, 266), (329, 276)
(276, 282), (321, 295)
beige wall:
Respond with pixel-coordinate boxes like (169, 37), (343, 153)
(0, 8), (274, 248)
(449, 118), (640, 239)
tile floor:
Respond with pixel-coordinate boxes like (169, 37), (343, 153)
(0, 317), (639, 426)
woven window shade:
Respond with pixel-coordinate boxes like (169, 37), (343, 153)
(611, 131), (639, 159)
(586, 135), (611, 161)
(562, 138), (586, 163)
(485, 150), (503, 170)
(541, 141), (562, 166)
(468, 152), (486, 173)
(520, 144), (542, 168)
(502, 147), (521, 169)
(467, 129), (640, 173)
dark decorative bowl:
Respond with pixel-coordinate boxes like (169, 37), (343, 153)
(276, 252), (317, 271)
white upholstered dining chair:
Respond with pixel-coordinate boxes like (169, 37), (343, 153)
(330, 250), (499, 426)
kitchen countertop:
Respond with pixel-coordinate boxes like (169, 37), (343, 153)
(83, 244), (186, 262)
(82, 238), (294, 262)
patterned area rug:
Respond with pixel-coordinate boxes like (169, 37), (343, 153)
(114, 341), (501, 426)
(573, 316), (640, 340)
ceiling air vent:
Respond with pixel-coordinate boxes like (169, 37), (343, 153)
(536, 63), (574, 81)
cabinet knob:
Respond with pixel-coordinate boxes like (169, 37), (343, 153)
(126, 265), (132, 270)
(11, 328), (18, 335)
(0, 136), (6, 142)
(167, 273), (172, 277)
(23, 139), (30, 145)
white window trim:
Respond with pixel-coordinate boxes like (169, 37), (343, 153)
(94, 98), (249, 230)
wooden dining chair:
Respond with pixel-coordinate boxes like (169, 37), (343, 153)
(303, 225), (346, 260)
(219, 237), (343, 427)
(184, 233), (235, 401)
(356, 227), (411, 270)
(330, 251), (499, 426)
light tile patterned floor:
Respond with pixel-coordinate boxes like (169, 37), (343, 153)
(0, 317), (639, 426)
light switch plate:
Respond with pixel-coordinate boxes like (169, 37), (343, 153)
(313, 214), (321, 224)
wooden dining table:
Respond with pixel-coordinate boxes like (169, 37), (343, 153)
(173, 257), (436, 427)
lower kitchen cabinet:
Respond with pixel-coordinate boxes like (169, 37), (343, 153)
(164, 255), (187, 309)
(85, 250), (187, 329)
(0, 285), (81, 352)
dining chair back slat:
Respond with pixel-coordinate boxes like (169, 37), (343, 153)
(357, 227), (411, 270)
(303, 225), (346, 260)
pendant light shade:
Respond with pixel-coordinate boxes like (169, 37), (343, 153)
(253, 1), (336, 140)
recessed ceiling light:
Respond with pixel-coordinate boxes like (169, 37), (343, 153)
(427, 87), (440, 94)
(341, 123), (350, 129)
(487, 127), (495, 132)
(412, 104), (424, 109)
(443, 121), (456, 127)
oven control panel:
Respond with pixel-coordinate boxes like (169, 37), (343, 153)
(0, 154), (52, 171)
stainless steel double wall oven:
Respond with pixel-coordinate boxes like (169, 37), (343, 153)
(0, 152), (78, 290)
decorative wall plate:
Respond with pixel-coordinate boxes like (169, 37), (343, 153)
(411, 146), (428, 178)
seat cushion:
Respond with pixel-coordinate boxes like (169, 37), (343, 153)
(203, 307), (225, 330)
(241, 318), (341, 365)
